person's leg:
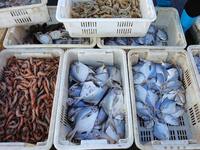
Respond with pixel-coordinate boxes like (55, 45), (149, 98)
(173, 0), (187, 15)
(181, 9), (197, 32)
(47, 0), (58, 5)
(181, 0), (200, 32)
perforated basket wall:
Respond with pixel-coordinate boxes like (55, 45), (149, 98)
(56, 0), (156, 37)
(96, 7), (186, 49)
(0, 0), (49, 28)
(3, 6), (96, 49)
(128, 49), (200, 150)
(138, 115), (192, 144)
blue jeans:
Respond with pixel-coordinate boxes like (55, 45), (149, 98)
(181, 9), (197, 32)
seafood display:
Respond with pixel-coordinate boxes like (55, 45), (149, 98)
(133, 59), (186, 140)
(194, 55), (200, 73)
(71, 0), (141, 18)
(66, 62), (125, 144)
(23, 23), (90, 45)
(0, 56), (58, 143)
(104, 25), (168, 46)
(0, 0), (40, 8)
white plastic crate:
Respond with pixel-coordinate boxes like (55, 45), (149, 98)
(56, 0), (156, 37)
(0, 0), (49, 28)
(97, 7), (186, 49)
(188, 45), (200, 91)
(3, 6), (96, 49)
(0, 48), (64, 150)
(54, 49), (133, 150)
(128, 49), (200, 150)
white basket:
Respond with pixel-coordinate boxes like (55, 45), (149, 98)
(56, 0), (156, 37)
(0, 48), (64, 150)
(97, 7), (186, 49)
(3, 6), (96, 49)
(54, 49), (134, 150)
(188, 45), (200, 91)
(128, 49), (200, 150)
(0, 0), (49, 28)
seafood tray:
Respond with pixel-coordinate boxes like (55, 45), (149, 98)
(188, 45), (200, 90)
(3, 6), (96, 49)
(0, 48), (64, 150)
(54, 49), (133, 149)
(128, 49), (200, 150)
(97, 7), (186, 49)
(56, 0), (156, 37)
(0, 0), (49, 28)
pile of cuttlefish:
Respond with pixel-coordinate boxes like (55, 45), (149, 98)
(104, 25), (168, 46)
(194, 55), (200, 73)
(133, 59), (186, 140)
(66, 61), (125, 144)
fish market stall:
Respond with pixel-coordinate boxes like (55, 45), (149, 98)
(128, 49), (200, 150)
(1, 0), (200, 149)
(0, 0), (49, 28)
(0, 48), (64, 150)
(97, 7), (186, 49)
(3, 7), (96, 49)
(54, 49), (133, 149)
(56, 0), (156, 37)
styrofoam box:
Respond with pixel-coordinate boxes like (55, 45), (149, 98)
(188, 45), (200, 90)
(0, 0), (49, 28)
(3, 6), (96, 49)
(54, 49), (134, 150)
(128, 49), (200, 150)
(56, 0), (156, 37)
(0, 48), (64, 150)
(97, 7), (186, 49)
